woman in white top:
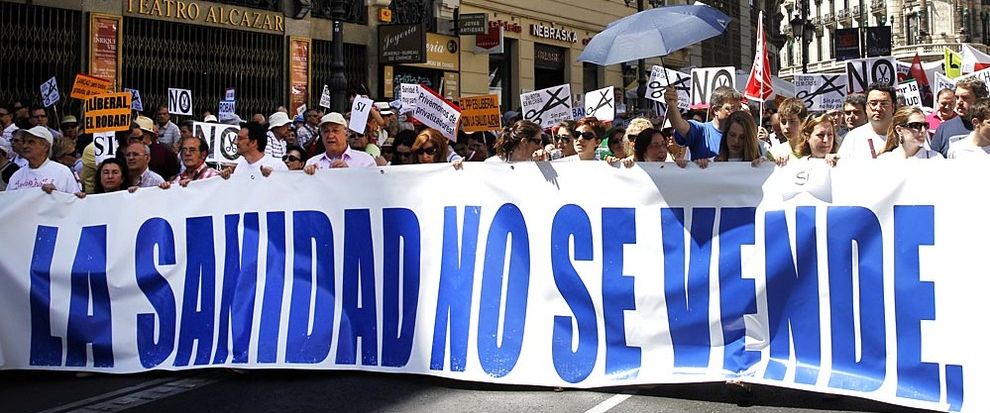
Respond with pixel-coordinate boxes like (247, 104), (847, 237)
(878, 107), (943, 160)
(797, 114), (839, 164)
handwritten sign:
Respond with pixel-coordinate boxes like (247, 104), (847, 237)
(349, 96), (374, 134)
(83, 92), (132, 133)
(459, 94), (502, 132)
(70, 74), (111, 100)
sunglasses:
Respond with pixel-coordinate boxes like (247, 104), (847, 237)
(556, 134), (572, 142)
(574, 131), (597, 140)
(283, 154), (302, 162)
(901, 122), (928, 131)
(416, 147), (437, 155)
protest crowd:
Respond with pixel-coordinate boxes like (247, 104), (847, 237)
(2, 70), (988, 198)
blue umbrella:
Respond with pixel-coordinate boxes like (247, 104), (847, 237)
(577, 5), (732, 66)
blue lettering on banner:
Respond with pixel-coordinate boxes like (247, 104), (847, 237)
(286, 211), (336, 363)
(431, 206), (482, 371)
(66, 225), (113, 367)
(135, 218), (177, 368)
(478, 204), (530, 378)
(827, 207), (886, 392)
(338, 209), (380, 366)
(550, 205), (597, 383)
(381, 208), (421, 367)
(718, 208), (759, 373)
(175, 217), (217, 367)
(29, 226), (62, 366)
(764, 207), (821, 384)
(213, 213), (259, 365)
(601, 208), (640, 378)
(258, 212), (287, 363)
(661, 208), (714, 368)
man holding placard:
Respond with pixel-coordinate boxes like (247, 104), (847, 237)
(663, 85), (741, 161)
(931, 77), (989, 157)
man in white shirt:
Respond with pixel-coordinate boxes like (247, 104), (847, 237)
(5, 126), (79, 193)
(304, 112), (376, 173)
(226, 122), (287, 180)
(948, 98), (990, 158)
(837, 83), (897, 161)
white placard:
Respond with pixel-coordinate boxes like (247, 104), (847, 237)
(40, 77), (60, 108)
(349, 96), (374, 134)
(845, 57), (897, 93)
(521, 84), (573, 129)
(296, 104), (306, 117)
(400, 83), (419, 114)
(690, 66), (736, 106)
(794, 74), (848, 111)
(194, 121), (240, 165)
(584, 86), (614, 122)
(225, 88), (235, 101)
(218, 100), (236, 120)
(933, 72), (956, 94)
(955, 67), (990, 95)
(320, 85), (332, 109)
(896, 80), (923, 108)
(168, 88), (193, 115)
(124, 88), (143, 112)
(646, 66), (691, 110)
(412, 85), (461, 141)
(91, 131), (117, 164)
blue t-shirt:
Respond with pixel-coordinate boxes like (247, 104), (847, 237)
(673, 120), (721, 160)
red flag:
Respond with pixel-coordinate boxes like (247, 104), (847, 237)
(744, 11), (773, 102)
(909, 53), (930, 88)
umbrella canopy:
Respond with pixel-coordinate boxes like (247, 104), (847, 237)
(577, 5), (732, 66)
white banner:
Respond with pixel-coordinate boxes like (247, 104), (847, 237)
(845, 57), (897, 93)
(690, 66), (736, 106)
(934, 72), (956, 94)
(412, 85), (461, 141)
(193, 121), (239, 165)
(584, 86), (614, 122)
(645, 66), (690, 110)
(794, 74), (847, 111)
(1, 162), (985, 413)
(522, 84), (573, 129)
(897, 80), (923, 108)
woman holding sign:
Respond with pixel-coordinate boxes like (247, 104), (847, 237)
(879, 107), (942, 159)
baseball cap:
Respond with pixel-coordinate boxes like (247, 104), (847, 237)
(268, 112), (292, 129)
(318, 112), (347, 128)
(135, 116), (155, 134)
(20, 125), (54, 146)
(60, 115), (79, 126)
(204, 115), (218, 123)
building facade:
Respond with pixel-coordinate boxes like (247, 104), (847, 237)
(777, 0), (990, 78)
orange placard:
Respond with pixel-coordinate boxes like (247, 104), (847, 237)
(83, 92), (132, 133)
(459, 94), (501, 132)
(71, 74), (112, 100)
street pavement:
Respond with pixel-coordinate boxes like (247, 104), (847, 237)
(0, 370), (941, 413)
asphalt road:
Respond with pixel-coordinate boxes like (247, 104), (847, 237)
(0, 370), (944, 413)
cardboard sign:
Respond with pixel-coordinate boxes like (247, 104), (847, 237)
(955, 67), (990, 95)
(225, 88), (235, 101)
(690, 66), (736, 106)
(319, 85), (332, 109)
(646, 66), (690, 110)
(584, 86), (615, 122)
(168, 88), (193, 115)
(412, 84), (461, 141)
(124, 88), (143, 112)
(296, 104), (306, 117)
(521, 84), (573, 129)
(400, 83), (419, 114)
(194, 121), (240, 165)
(70, 74), (111, 100)
(40, 77), (60, 108)
(91, 131), (118, 164)
(83, 92), (132, 133)
(896, 80), (923, 108)
(845, 57), (897, 93)
(459, 94), (502, 132)
(218, 100), (236, 120)
(933, 72), (956, 94)
(349, 96), (374, 134)
(794, 74), (848, 111)
(572, 106), (586, 119)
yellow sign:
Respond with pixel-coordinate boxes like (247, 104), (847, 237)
(71, 74), (112, 100)
(945, 48), (962, 79)
(84, 92), (133, 133)
(459, 94), (501, 132)
(125, 0), (285, 33)
(406, 33), (459, 72)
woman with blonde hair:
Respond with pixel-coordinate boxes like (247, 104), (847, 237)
(411, 128), (450, 164)
(878, 107), (942, 159)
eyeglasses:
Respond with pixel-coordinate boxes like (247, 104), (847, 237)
(416, 146), (437, 155)
(574, 131), (597, 140)
(283, 154), (302, 162)
(867, 100), (891, 108)
(901, 122), (928, 131)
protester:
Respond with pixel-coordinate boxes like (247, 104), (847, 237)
(770, 98), (808, 160)
(879, 107), (942, 159)
(160, 135), (221, 188)
(125, 141), (165, 188)
(606, 117), (653, 167)
(92, 158), (130, 194)
(155, 105), (181, 150)
(603, 126), (626, 159)
(303, 112), (376, 173)
(840, 93), (868, 145)
(51, 137), (79, 173)
(562, 116), (606, 161)
(0, 105), (15, 143)
(0, 138), (19, 191)
(225, 122), (288, 179)
(411, 128), (450, 164)
(487, 119), (544, 163)
(463, 132), (492, 161)
(296, 108), (321, 148)
(265, 112), (292, 159)
(282, 144), (308, 171)
(927, 88), (957, 133)
(768, 112), (784, 142)
(29, 105), (61, 139)
(132, 116), (180, 180)
(6, 126), (79, 193)
(664, 85), (742, 160)
(711, 111), (765, 167)
(796, 114), (839, 164)
(932, 77), (988, 157)
(60, 115), (81, 143)
(552, 120), (578, 158)
(837, 83), (897, 160)
(948, 98), (990, 158)
(391, 130), (417, 166)
(348, 127), (383, 161)
(633, 127), (670, 162)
